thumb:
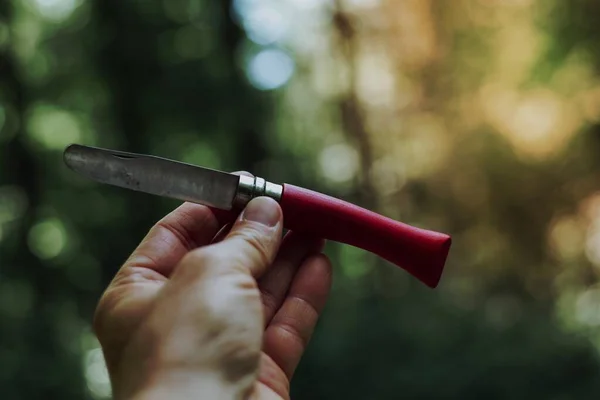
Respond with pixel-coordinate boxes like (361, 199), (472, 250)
(211, 196), (284, 278)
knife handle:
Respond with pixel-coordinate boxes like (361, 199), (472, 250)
(278, 184), (451, 288)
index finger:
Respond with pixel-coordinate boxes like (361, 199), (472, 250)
(124, 202), (226, 277)
(122, 170), (253, 277)
(262, 253), (333, 379)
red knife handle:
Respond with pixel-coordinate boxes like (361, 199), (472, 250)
(278, 184), (451, 288)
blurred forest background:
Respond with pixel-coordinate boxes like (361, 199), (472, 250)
(2, 0), (600, 398)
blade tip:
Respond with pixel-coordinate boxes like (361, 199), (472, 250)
(63, 143), (84, 170)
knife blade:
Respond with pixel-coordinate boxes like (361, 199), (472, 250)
(63, 144), (452, 288)
(64, 144), (242, 210)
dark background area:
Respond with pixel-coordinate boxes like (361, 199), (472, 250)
(2, 0), (600, 398)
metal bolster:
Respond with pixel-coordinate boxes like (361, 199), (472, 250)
(233, 175), (283, 208)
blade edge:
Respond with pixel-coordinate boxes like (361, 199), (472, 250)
(63, 144), (240, 210)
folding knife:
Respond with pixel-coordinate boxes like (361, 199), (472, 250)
(63, 144), (451, 288)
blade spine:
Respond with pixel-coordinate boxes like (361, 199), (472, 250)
(66, 143), (232, 177)
(64, 144), (240, 210)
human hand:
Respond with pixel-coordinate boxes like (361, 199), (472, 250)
(93, 196), (332, 400)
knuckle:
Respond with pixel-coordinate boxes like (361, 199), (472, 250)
(212, 303), (263, 383)
(235, 272), (259, 291)
(178, 247), (224, 277)
(272, 317), (308, 348)
(91, 294), (113, 342)
(91, 302), (105, 337)
(185, 246), (215, 263)
(218, 338), (262, 383)
(231, 228), (273, 269)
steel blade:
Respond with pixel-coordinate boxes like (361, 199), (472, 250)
(63, 144), (240, 210)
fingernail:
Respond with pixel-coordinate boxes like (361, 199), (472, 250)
(242, 197), (280, 227)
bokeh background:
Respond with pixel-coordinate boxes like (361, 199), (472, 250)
(2, 0), (600, 398)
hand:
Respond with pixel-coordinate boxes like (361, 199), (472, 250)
(93, 196), (332, 399)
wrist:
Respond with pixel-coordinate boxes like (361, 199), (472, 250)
(125, 371), (253, 400)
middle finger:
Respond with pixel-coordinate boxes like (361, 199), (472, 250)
(258, 231), (324, 326)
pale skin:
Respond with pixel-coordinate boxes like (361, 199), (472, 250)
(93, 193), (332, 399)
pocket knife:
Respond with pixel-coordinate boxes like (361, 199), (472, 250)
(63, 144), (451, 288)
